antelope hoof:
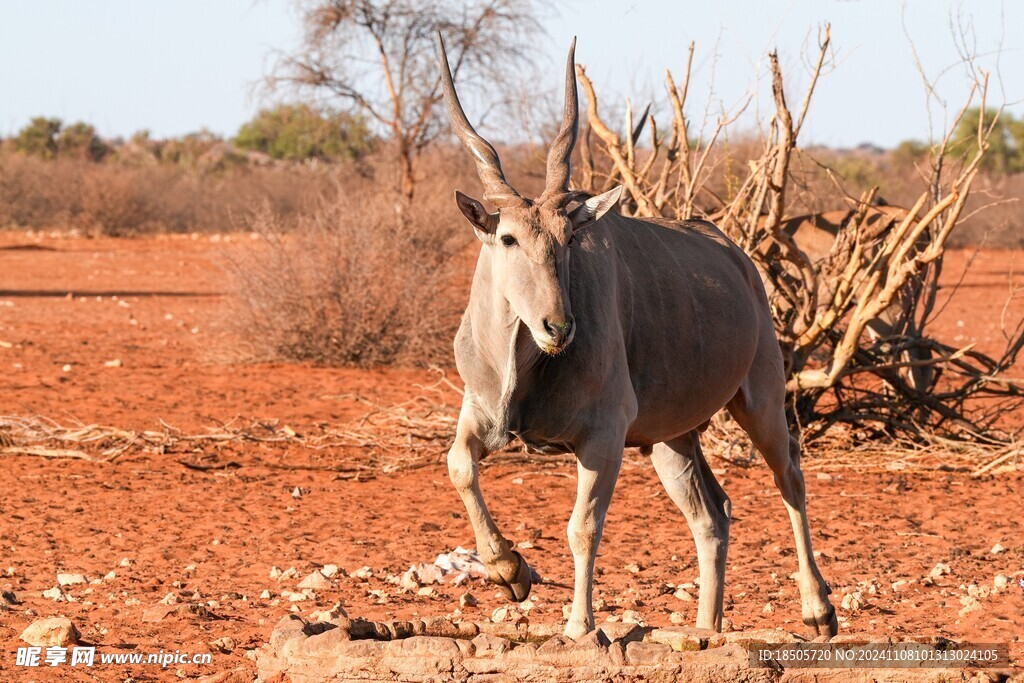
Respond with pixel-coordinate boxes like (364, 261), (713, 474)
(494, 550), (533, 603)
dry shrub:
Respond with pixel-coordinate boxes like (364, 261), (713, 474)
(228, 178), (469, 367)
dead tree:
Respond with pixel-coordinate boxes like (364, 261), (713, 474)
(270, 0), (540, 202)
(577, 25), (1023, 442)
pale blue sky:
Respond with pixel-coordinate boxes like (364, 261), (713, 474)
(0, 1), (1020, 148)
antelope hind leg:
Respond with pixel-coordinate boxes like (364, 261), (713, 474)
(651, 432), (731, 631)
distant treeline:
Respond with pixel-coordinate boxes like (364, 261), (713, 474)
(0, 104), (378, 170)
(3, 106), (1024, 175)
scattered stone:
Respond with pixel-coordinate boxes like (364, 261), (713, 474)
(958, 595), (982, 617)
(928, 562), (951, 579)
(966, 583), (990, 599)
(209, 636), (236, 653)
(669, 612), (686, 625)
(993, 575), (1009, 591)
(260, 590), (272, 599)
(621, 610), (644, 624)
(57, 573), (87, 587)
(321, 564), (339, 578)
(762, 602), (775, 614)
(624, 563), (642, 574)
(840, 592), (861, 611)
(103, 358), (122, 367)
(297, 571), (332, 591)
(891, 579), (910, 592)
(279, 567), (298, 581)
(400, 569), (421, 591)
(104, 571), (117, 581)
(491, 606), (509, 622)
(20, 618), (80, 647)
(269, 566), (282, 579)
(119, 558), (133, 567)
(990, 543), (1006, 555)
(459, 593), (477, 608)
(42, 587), (64, 602)
(288, 593), (307, 602)
(159, 592), (179, 605)
(291, 487), (302, 499)
(349, 566), (373, 580)
(1, 590), (18, 607)
(416, 587), (438, 598)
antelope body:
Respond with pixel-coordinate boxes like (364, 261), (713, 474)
(439, 35), (838, 640)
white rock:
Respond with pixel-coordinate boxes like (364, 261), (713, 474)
(103, 359), (122, 368)
(400, 568), (421, 591)
(269, 566), (282, 579)
(279, 567), (298, 580)
(349, 566), (373, 580)
(492, 606), (509, 622)
(57, 573), (87, 587)
(928, 563), (951, 579)
(260, 590), (272, 599)
(990, 543), (1006, 555)
(669, 612), (686, 625)
(209, 636), (235, 653)
(119, 558), (133, 567)
(320, 564), (339, 578)
(459, 592), (477, 608)
(42, 587), (64, 601)
(958, 595), (982, 617)
(891, 579), (910, 592)
(20, 617), (80, 647)
(993, 575), (1009, 591)
(104, 571), (117, 581)
(673, 586), (693, 602)
(297, 571), (332, 590)
(159, 592), (178, 605)
(762, 601), (775, 614)
(288, 593), (307, 602)
(840, 592), (861, 611)
(621, 610), (644, 624)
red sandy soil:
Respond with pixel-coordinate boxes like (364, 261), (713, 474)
(0, 234), (1021, 681)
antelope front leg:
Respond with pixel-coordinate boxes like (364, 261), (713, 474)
(447, 409), (533, 601)
(564, 435), (623, 639)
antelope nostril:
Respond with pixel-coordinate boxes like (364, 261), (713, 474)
(543, 318), (574, 344)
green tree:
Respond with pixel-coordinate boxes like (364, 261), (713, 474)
(951, 108), (1022, 174)
(57, 122), (108, 161)
(233, 104), (375, 161)
(891, 139), (929, 168)
(14, 117), (62, 159)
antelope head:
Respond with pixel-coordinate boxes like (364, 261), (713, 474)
(438, 35), (622, 355)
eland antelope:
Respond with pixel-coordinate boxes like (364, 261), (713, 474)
(438, 35), (838, 640)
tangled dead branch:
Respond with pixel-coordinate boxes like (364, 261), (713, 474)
(575, 24), (1023, 443)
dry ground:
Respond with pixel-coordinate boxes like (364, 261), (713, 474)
(0, 234), (1021, 681)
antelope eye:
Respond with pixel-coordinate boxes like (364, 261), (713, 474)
(500, 234), (517, 247)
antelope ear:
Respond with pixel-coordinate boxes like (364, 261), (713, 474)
(568, 186), (622, 231)
(455, 190), (498, 238)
